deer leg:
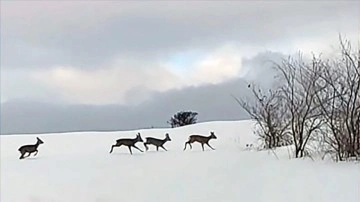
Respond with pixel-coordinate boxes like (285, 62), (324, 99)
(132, 145), (143, 153)
(160, 145), (167, 151)
(156, 146), (159, 151)
(183, 142), (189, 151)
(19, 152), (25, 159)
(34, 150), (38, 156)
(128, 146), (134, 155)
(206, 143), (215, 150)
(109, 145), (114, 153)
(189, 143), (192, 149)
(128, 146), (133, 155)
(201, 143), (205, 151)
(109, 144), (119, 153)
(144, 143), (149, 151)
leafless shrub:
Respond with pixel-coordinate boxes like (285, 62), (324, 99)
(233, 84), (291, 150)
(236, 36), (359, 161)
(273, 53), (326, 158)
(314, 37), (360, 161)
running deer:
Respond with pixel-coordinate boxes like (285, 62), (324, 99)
(144, 133), (171, 151)
(18, 137), (44, 159)
(109, 133), (144, 155)
(183, 131), (217, 151)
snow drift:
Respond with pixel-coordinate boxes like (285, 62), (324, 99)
(1, 120), (359, 202)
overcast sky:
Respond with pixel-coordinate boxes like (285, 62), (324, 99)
(1, 1), (359, 134)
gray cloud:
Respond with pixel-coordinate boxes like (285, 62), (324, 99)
(2, 1), (359, 69)
(0, 51), (287, 134)
(241, 51), (284, 87)
(1, 1), (359, 134)
(0, 77), (251, 134)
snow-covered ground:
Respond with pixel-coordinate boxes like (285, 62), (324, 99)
(1, 120), (359, 202)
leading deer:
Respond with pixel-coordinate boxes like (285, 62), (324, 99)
(144, 133), (171, 151)
(183, 131), (217, 151)
(109, 133), (144, 155)
(18, 137), (44, 159)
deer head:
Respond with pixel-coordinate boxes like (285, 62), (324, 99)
(165, 133), (172, 141)
(136, 133), (144, 142)
(210, 132), (217, 139)
(37, 137), (44, 144)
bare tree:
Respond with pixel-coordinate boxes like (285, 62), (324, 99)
(316, 38), (360, 161)
(274, 54), (325, 158)
(233, 84), (291, 149)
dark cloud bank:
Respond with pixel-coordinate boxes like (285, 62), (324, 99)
(1, 51), (283, 135)
(1, 78), (250, 135)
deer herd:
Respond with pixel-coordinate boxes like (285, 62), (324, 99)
(17, 131), (218, 159)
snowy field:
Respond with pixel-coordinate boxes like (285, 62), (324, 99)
(1, 120), (359, 202)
